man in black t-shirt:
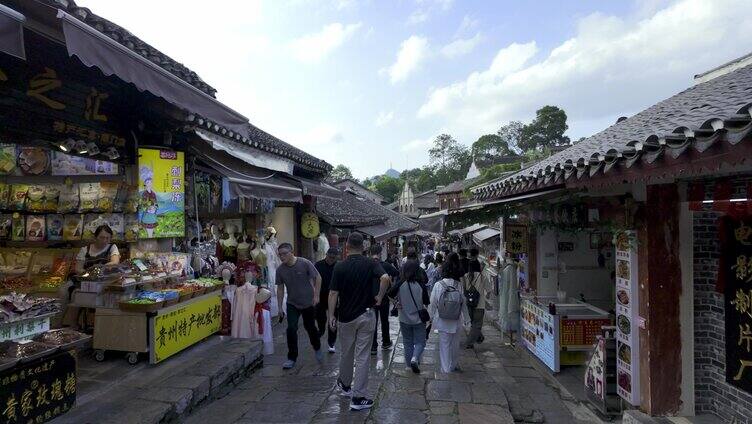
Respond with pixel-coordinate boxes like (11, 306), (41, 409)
(315, 247), (339, 352)
(329, 233), (389, 411)
(370, 244), (398, 354)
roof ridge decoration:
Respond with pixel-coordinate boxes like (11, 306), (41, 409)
(47, 0), (217, 97)
(472, 61), (752, 201)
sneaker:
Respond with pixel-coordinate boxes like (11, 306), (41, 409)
(282, 359), (295, 369)
(410, 360), (420, 374)
(328, 344), (336, 354)
(350, 397), (374, 411)
(336, 378), (352, 397)
(382, 341), (394, 350)
(315, 349), (324, 363)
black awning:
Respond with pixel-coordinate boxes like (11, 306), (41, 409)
(0, 4), (25, 60)
(190, 144), (302, 203)
(57, 10), (248, 135)
(286, 175), (341, 199)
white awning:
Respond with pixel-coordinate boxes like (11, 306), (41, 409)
(473, 228), (500, 245)
(194, 128), (294, 174)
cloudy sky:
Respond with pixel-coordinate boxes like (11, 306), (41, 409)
(87, 0), (752, 179)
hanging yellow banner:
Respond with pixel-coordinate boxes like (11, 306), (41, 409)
(150, 294), (221, 363)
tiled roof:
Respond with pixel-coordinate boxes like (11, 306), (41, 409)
(332, 179), (385, 202)
(472, 61), (752, 200)
(45, 0), (216, 96)
(436, 177), (480, 195)
(317, 192), (417, 237)
(414, 189), (439, 210)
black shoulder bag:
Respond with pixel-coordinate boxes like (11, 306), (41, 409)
(407, 282), (430, 323)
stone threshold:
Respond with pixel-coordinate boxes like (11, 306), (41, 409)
(52, 337), (264, 424)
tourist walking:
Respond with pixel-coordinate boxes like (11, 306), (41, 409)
(315, 247), (339, 353)
(388, 260), (430, 374)
(275, 243), (323, 369)
(429, 252), (470, 373)
(463, 248), (488, 348)
(370, 244), (399, 354)
(329, 233), (390, 411)
(427, 253), (443, 291)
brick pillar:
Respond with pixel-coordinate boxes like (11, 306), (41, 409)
(637, 184), (683, 414)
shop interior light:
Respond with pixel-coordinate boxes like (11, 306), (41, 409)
(730, 198), (749, 202)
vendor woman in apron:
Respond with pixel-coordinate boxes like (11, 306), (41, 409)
(75, 225), (120, 273)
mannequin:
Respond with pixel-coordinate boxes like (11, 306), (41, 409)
(221, 224), (238, 264)
(217, 261), (237, 336)
(231, 281), (259, 339)
(237, 233), (251, 262)
(499, 255), (520, 337)
(250, 238), (267, 267)
(263, 227), (282, 316)
(315, 232), (329, 262)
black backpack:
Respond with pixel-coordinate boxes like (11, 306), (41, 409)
(464, 273), (481, 309)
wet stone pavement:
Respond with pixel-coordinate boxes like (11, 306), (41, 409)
(184, 316), (601, 424)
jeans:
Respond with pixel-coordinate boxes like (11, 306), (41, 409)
(371, 299), (392, 349)
(400, 322), (426, 364)
(466, 307), (485, 346)
(315, 298), (337, 347)
(339, 310), (376, 398)
(286, 303), (321, 361)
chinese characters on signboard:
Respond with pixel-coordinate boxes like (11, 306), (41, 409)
(137, 148), (185, 239)
(615, 231), (640, 405)
(725, 218), (752, 393)
(0, 317), (50, 342)
(0, 351), (76, 424)
(150, 294), (221, 363)
(520, 298), (559, 372)
(560, 318), (611, 348)
(505, 225), (528, 255)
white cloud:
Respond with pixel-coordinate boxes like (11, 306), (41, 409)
(441, 33), (483, 59)
(375, 111), (395, 127)
(401, 136), (433, 152)
(334, 0), (356, 10)
(290, 22), (362, 63)
(407, 10), (429, 25)
(455, 14), (480, 37)
(416, 0), (454, 11)
(418, 0), (752, 140)
(382, 35), (430, 84)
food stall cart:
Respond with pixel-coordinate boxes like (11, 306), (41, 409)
(520, 295), (611, 373)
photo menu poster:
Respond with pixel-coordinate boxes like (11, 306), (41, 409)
(521, 298), (559, 372)
(615, 231), (640, 405)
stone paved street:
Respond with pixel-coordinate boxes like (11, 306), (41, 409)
(183, 315), (603, 423)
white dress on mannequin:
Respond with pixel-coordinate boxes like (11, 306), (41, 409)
(315, 233), (329, 262)
(231, 283), (259, 339)
(264, 235), (282, 316)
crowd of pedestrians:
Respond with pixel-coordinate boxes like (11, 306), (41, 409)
(274, 235), (490, 411)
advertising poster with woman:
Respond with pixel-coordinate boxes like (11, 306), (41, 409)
(138, 148), (185, 238)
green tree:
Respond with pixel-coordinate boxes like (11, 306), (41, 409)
(472, 134), (509, 159)
(401, 167), (438, 193)
(519, 106), (570, 151)
(429, 134), (471, 185)
(497, 121), (524, 154)
(328, 164), (355, 182)
(372, 176), (403, 203)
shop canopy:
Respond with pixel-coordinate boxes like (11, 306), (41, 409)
(285, 175), (341, 200)
(449, 223), (488, 237)
(0, 4), (25, 60)
(57, 10), (249, 135)
(472, 228), (500, 245)
(190, 144), (302, 203)
(194, 129), (294, 174)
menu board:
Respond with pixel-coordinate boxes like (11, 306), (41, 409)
(723, 217), (752, 393)
(615, 231), (640, 405)
(521, 298), (559, 372)
(137, 148), (185, 239)
(561, 318), (612, 348)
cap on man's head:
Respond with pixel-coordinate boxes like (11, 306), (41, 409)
(326, 247), (339, 256)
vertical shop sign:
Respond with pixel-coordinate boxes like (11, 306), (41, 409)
(724, 218), (752, 393)
(505, 225), (528, 254)
(614, 231), (640, 405)
(0, 351), (76, 424)
(138, 148), (185, 238)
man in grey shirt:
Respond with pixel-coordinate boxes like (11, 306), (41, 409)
(276, 242), (323, 369)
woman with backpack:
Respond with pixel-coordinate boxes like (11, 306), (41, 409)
(388, 260), (430, 373)
(428, 252), (471, 373)
(463, 250), (488, 349)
